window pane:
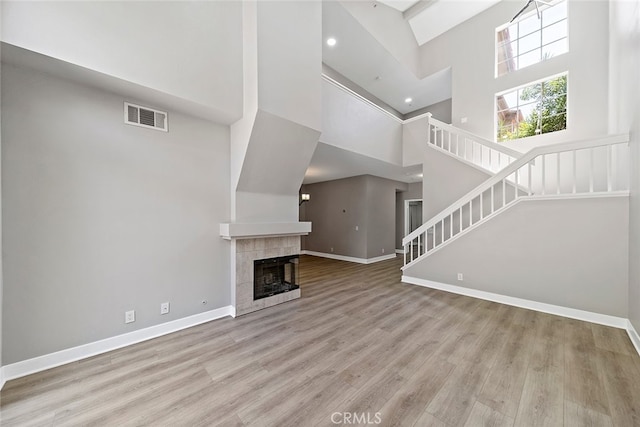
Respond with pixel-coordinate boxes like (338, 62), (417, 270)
(495, 0), (567, 76)
(542, 20), (567, 45)
(502, 91), (518, 108)
(518, 49), (542, 68)
(519, 15), (540, 37)
(543, 2), (567, 27)
(542, 38), (568, 59)
(519, 31), (541, 54)
(496, 74), (568, 141)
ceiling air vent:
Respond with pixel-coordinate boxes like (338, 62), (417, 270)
(124, 102), (168, 132)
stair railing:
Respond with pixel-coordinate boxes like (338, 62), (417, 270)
(403, 133), (630, 268)
(427, 113), (523, 174)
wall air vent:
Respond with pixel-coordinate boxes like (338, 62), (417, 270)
(124, 102), (168, 132)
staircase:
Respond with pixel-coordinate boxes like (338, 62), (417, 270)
(403, 118), (630, 269)
(426, 113), (522, 175)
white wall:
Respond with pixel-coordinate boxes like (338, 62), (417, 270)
(257, 0), (322, 132)
(1, 1), (243, 124)
(417, 0), (611, 150)
(322, 79), (403, 165)
(610, 0), (640, 333)
(232, 1), (321, 223)
(423, 146), (491, 220)
(402, 115), (428, 167)
(0, 4), (3, 381)
(338, 0), (421, 77)
(2, 63), (231, 364)
(404, 197), (630, 318)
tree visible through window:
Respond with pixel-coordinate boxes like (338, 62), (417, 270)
(497, 74), (567, 142)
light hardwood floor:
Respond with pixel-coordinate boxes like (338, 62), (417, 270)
(2, 255), (640, 426)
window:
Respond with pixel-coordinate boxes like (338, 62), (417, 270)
(496, 74), (567, 142)
(496, 0), (567, 77)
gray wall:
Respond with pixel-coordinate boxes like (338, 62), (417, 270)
(423, 145), (491, 220)
(0, 38), (3, 374)
(395, 182), (422, 250)
(405, 98), (452, 123)
(2, 63), (231, 364)
(612, 0), (640, 333)
(404, 197), (629, 317)
(301, 175), (405, 260)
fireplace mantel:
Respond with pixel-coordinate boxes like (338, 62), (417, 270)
(219, 222), (311, 240)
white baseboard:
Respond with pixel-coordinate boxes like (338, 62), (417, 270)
(627, 320), (640, 356)
(2, 306), (234, 383)
(301, 251), (396, 264)
(0, 366), (5, 390)
(402, 275), (628, 330)
(395, 249), (405, 255)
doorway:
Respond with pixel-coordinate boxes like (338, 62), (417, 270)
(405, 199), (423, 236)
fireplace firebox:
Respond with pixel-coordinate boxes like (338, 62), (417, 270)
(254, 255), (299, 300)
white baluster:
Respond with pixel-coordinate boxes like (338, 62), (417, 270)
(607, 144), (612, 192)
(450, 212), (453, 238)
(491, 184), (495, 213)
(541, 155), (546, 195)
(556, 152), (561, 194)
(426, 113), (432, 147)
(589, 148), (594, 193)
(572, 150), (577, 194)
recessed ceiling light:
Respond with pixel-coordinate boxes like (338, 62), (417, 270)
(327, 38), (337, 47)
(405, 97), (413, 103)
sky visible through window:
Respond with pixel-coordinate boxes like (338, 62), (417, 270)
(496, 0), (567, 77)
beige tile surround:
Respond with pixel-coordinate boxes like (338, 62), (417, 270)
(235, 236), (301, 316)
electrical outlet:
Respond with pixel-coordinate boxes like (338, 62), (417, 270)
(457, 273), (464, 281)
(382, 248), (385, 253)
(330, 247), (334, 252)
(125, 310), (135, 324)
(160, 302), (170, 315)
(355, 225), (359, 231)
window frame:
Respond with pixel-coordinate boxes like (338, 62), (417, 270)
(495, 72), (568, 142)
(495, 0), (568, 77)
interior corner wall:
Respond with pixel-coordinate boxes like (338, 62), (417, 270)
(610, 0), (640, 333)
(1, 63), (231, 365)
(300, 176), (368, 258)
(301, 175), (403, 260)
(365, 176), (406, 258)
(0, 34), (3, 378)
(395, 182), (422, 250)
(417, 0), (610, 149)
(425, 98), (452, 124)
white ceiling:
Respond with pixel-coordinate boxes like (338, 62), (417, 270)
(322, 0), (452, 115)
(311, 0), (502, 185)
(407, 0), (502, 45)
(377, 0), (420, 13)
(304, 142), (422, 185)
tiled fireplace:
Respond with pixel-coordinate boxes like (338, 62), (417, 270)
(220, 222), (311, 316)
(234, 236), (301, 316)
